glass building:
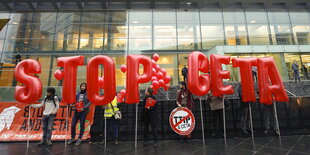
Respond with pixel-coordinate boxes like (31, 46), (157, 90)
(0, 1), (310, 90)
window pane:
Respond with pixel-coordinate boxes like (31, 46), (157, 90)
(245, 11), (268, 24)
(128, 39), (151, 51)
(201, 25), (224, 38)
(270, 25), (293, 45)
(154, 11), (176, 24)
(202, 38), (224, 49)
(129, 24), (151, 39)
(106, 24), (128, 38)
(81, 12), (105, 23)
(268, 11), (290, 24)
(289, 12), (310, 24)
(177, 11), (199, 23)
(223, 11), (246, 24)
(225, 25), (248, 45)
(200, 11), (223, 23)
(108, 38), (126, 50)
(154, 38), (177, 50)
(292, 25), (310, 45)
(177, 24), (200, 38)
(154, 24), (176, 38)
(247, 25), (270, 45)
(129, 10), (152, 24)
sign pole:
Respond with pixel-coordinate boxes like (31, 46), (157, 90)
(104, 106), (107, 149)
(65, 105), (69, 148)
(222, 99), (227, 145)
(273, 101), (281, 139)
(248, 103), (254, 143)
(27, 106), (31, 149)
(135, 103), (138, 149)
(199, 98), (205, 147)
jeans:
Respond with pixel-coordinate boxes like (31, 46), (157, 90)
(294, 70), (301, 82)
(263, 104), (278, 130)
(71, 111), (87, 139)
(143, 112), (158, 141)
(103, 118), (119, 140)
(42, 114), (56, 141)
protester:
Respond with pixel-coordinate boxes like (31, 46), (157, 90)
(176, 81), (194, 141)
(292, 60), (301, 82)
(31, 87), (59, 146)
(181, 65), (188, 82)
(238, 86), (251, 135)
(301, 64), (309, 80)
(101, 96), (120, 145)
(263, 101), (279, 136)
(140, 88), (158, 146)
(207, 92), (224, 137)
(68, 82), (91, 145)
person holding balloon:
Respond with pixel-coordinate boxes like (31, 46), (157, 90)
(140, 88), (159, 146)
(68, 82), (91, 145)
(176, 81), (194, 141)
(30, 87), (59, 146)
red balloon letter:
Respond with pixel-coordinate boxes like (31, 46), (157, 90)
(56, 56), (84, 103)
(210, 54), (234, 96)
(188, 51), (210, 96)
(87, 55), (116, 105)
(257, 57), (289, 104)
(232, 58), (257, 102)
(126, 55), (152, 104)
(14, 59), (42, 104)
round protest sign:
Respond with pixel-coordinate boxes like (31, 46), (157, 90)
(169, 107), (195, 135)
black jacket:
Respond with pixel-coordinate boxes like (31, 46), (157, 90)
(140, 95), (158, 123)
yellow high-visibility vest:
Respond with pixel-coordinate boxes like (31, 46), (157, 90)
(104, 97), (119, 118)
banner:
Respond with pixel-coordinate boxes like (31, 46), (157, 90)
(0, 102), (95, 141)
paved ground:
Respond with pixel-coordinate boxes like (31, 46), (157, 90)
(1, 135), (310, 155)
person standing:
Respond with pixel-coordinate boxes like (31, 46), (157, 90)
(208, 92), (224, 137)
(292, 60), (301, 82)
(263, 102), (279, 136)
(68, 83), (91, 145)
(238, 86), (250, 135)
(301, 65), (308, 80)
(176, 81), (194, 141)
(101, 96), (120, 145)
(31, 87), (59, 146)
(181, 65), (188, 82)
(140, 88), (158, 146)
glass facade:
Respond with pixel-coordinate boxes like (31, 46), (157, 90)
(0, 10), (310, 89)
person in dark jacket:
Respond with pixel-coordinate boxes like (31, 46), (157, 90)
(68, 82), (91, 145)
(176, 81), (194, 141)
(140, 88), (158, 146)
(238, 86), (251, 135)
(181, 65), (188, 82)
(292, 60), (301, 82)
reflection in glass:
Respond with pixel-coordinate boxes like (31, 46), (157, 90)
(225, 25), (248, 45)
(289, 12), (310, 24)
(129, 10), (152, 24)
(153, 11), (176, 24)
(270, 25), (294, 45)
(268, 11), (290, 24)
(247, 25), (270, 45)
(223, 11), (246, 24)
(245, 11), (268, 24)
(292, 25), (310, 45)
(177, 11), (199, 23)
(200, 11), (223, 23)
